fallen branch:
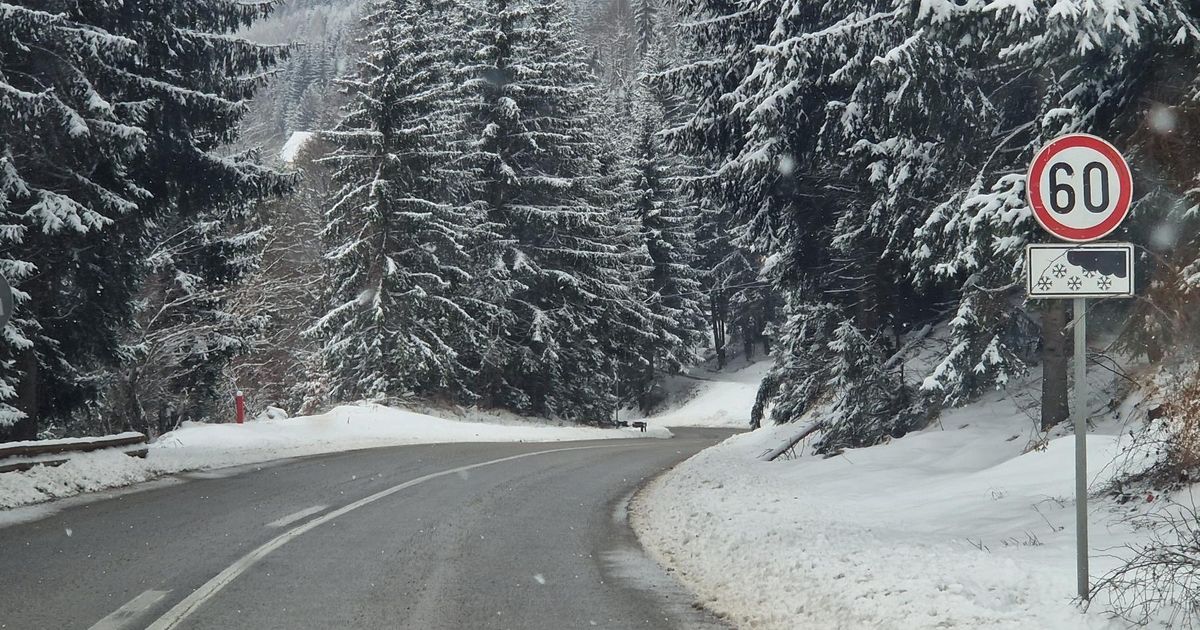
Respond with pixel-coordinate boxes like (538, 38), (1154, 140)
(760, 421), (825, 461)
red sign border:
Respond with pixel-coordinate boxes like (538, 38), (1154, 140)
(1027, 133), (1132, 243)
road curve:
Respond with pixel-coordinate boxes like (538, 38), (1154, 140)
(0, 428), (734, 630)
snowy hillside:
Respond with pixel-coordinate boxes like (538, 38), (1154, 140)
(633, 367), (1169, 629)
(638, 361), (768, 428)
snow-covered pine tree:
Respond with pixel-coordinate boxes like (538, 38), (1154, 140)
(312, 0), (481, 405)
(106, 202), (270, 437)
(628, 88), (707, 410)
(455, 0), (655, 421)
(633, 0), (657, 58)
(668, 0), (1200, 444)
(819, 319), (920, 451)
(647, 0), (778, 371)
(0, 1), (285, 439)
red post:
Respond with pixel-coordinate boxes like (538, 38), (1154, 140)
(235, 390), (245, 425)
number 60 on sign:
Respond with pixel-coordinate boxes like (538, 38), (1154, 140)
(1027, 134), (1133, 243)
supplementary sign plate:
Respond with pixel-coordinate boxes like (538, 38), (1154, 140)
(1026, 243), (1134, 299)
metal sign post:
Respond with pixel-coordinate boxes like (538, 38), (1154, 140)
(1026, 134), (1135, 601)
(1073, 297), (1089, 599)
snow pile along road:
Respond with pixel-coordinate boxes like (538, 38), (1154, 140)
(633, 385), (1156, 629)
(0, 404), (668, 510)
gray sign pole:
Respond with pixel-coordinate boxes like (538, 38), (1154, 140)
(1074, 297), (1089, 600)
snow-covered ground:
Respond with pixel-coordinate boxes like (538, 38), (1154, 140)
(633, 360), (767, 428)
(0, 404), (667, 511)
(633, 369), (1165, 629)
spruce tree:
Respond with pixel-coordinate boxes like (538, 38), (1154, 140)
(633, 0), (658, 58)
(455, 0), (654, 421)
(312, 0), (480, 404)
(0, 1), (284, 439)
(628, 91), (706, 409)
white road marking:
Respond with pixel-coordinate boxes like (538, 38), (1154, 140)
(145, 445), (615, 630)
(89, 590), (170, 630)
(266, 505), (328, 528)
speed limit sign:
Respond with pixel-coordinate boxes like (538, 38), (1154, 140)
(1027, 134), (1132, 242)
(1025, 132), (1135, 600)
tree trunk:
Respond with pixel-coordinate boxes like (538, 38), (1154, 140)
(710, 291), (726, 369)
(639, 356), (655, 414)
(1040, 300), (1070, 431)
(11, 348), (39, 441)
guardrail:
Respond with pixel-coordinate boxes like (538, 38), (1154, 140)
(0, 432), (149, 474)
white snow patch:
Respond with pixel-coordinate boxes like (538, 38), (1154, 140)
(279, 131), (314, 163)
(634, 376), (1160, 629)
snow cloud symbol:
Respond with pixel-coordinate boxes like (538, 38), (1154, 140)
(1066, 250), (1128, 279)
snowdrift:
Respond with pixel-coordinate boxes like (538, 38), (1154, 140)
(634, 376), (1162, 629)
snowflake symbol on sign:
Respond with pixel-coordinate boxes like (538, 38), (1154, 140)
(1052, 264), (1068, 278)
(1036, 276), (1053, 291)
(1097, 276), (1112, 290)
(1067, 277), (1083, 291)
(1084, 269), (1097, 278)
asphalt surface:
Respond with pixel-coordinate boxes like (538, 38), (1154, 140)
(0, 428), (735, 630)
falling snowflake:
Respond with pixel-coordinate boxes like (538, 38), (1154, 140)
(1067, 277), (1082, 291)
(1036, 276), (1053, 291)
(1084, 269), (1097, 278)
(1097, 276), (1112, 290)
(1052, 264), (1068, 278)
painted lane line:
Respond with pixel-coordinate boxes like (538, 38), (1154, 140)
(145, 445), (615, 630)
(89, 590), (171, 630)
(266, 505), (328, 528)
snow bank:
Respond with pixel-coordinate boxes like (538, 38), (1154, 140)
(633, 381), (1158, 629)
(0, 404), (667, 510)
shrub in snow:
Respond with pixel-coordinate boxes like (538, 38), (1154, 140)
(1114, 367), (1200, 491)
(817, 321), (926, 453)
(1094, 500), (1200, 627)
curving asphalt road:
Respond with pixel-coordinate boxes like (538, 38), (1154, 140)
(0, 428), (735, 630)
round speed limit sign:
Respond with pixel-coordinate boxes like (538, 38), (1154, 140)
(1027, 134), (1132, 242)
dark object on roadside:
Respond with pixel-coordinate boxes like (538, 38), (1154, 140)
(616, 420), (630, 428)
(631, 421), (647, 432)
